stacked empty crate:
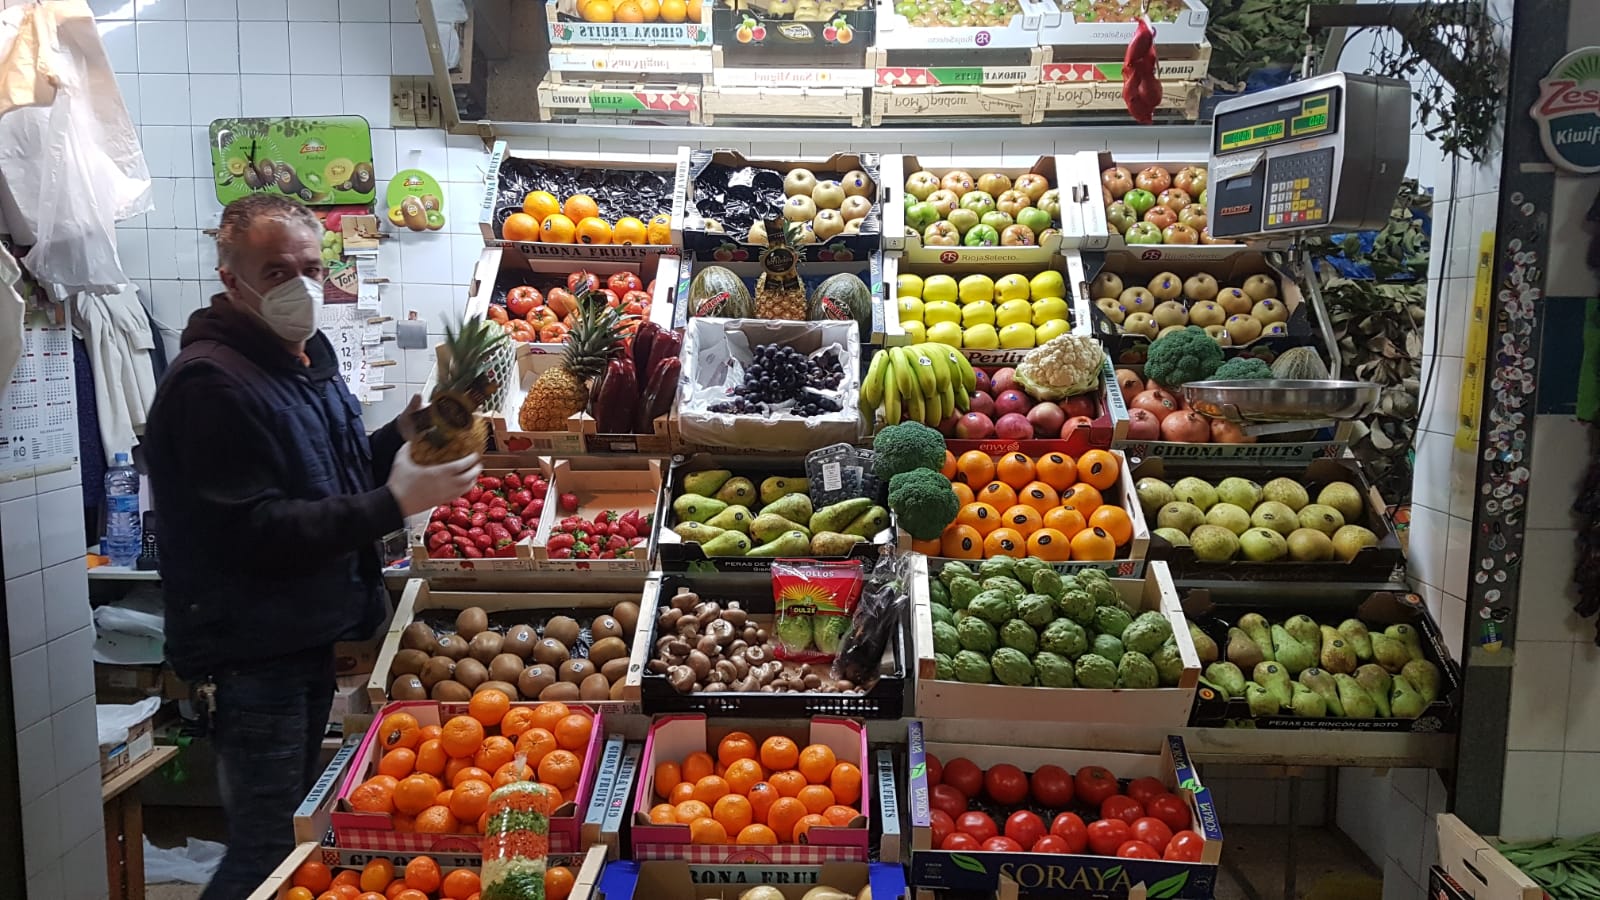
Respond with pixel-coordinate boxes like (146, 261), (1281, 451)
(868, 0), (1050, 124)
(1033, 0), (1208, 119)
(539, 0), (713, 122)
(704, 0), (877, 124)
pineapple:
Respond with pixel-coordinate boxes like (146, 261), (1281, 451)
(409, 315), (510, 464)
(753, 219), (808, 321)
(518, 288), (626, 432)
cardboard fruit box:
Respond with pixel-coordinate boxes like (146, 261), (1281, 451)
(1033, 0), (1207, 46)
(534, 458), (662, 572)
(597, 860), (907, 900)
(632, 713), (872, 863)
(478, 140), (690, 248)
(669, 252), (887, 347)
(409, 460), (552, 572)
(881, 155), (1086, 262)
(546, 0), (714, 47)
(712, 0), (877, 69)
(332, 700), (606, 854)
(1184, 586), (1462, 733)
(911, 559), (1197, 726)
(906, 723), (1221, 898)
(872, 0), (1051, 50)
(1435, 814), (1550, 900)
(928, 353), (1127, 459)
(245, 843), (610, 900)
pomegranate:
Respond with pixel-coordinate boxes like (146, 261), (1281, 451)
(1027, 402), (1066, 437)
(1160, 410), (1211, 442)
(956, 412), (996, 439)
(995, 412), (1033, 441)
(1061, 416), (1095, 437)
(1125, 407), (1161, 440)
(1116, 369), (1143, 404)
(1210, 419), (1257, 444)
(1130, 388), (1179, 421)
(994, 390), (1032, 418)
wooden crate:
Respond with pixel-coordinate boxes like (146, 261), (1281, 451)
(1039, 41), (1210, 85)
(1038, 78), (1203, 119)
(868, 84), (1040, 125)
(869, 46), (1046, 87)
(546, 46), (716, 82)
(700, 84), (867, 125)
(708, 46), (876, 87)
(538, 77), (703, 123)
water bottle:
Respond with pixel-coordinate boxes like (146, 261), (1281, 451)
(104, 452), (141, 568)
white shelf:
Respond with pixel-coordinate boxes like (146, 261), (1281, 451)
(88, 564), (161, 582)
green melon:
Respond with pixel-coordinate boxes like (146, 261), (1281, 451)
(1270, 346), (1330, 380)
(807, 273), (872, 334)
(687, 266), (754, 318)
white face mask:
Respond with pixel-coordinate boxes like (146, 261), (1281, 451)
(238, 275), (323, 342)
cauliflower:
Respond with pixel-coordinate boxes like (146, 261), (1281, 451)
(889, 469), (960, 540)
(1144, 326), (1225, 388)
(1207, 356), (1275, 381)
(872, 421), (948, 479)
(1014, 335), (1105, 401)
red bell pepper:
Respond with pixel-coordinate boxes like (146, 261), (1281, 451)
(1123, 16), (1161, 125)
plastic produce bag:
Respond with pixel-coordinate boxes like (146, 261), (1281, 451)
(832, 551), (910, 689)
(143, 838), (224, 884)
(772, 559), (864, 663)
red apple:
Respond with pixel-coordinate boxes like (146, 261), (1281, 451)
(1161, 410), (1212, 442)
(1125, 407), (1161, 440)
(990, 367), (1018, 394)
(1163, 224), (1199, 244)
(969, 391), (996, 418)
(1101, 166), (1134, 199)
(1062, 394), (1097, 419)
(1144, 206), (1178, 230)
(995, 412), (1033, 441)
(1136, 166), (1172, 194)
(1027, 402), (1066, 436)
(995, 390), (1032, 418)
(956, 412), (995, 439)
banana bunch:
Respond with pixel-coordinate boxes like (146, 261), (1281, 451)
(859, 344), (977, 429)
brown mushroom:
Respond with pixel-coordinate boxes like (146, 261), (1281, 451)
(667, 665), (696, 693)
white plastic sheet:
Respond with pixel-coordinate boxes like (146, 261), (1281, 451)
(93, 594), (167, 665)
(96, 696), (160, 748)
(144, 837), (226, 885)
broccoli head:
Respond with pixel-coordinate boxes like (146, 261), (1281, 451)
(1207, 356), (1275, 381)
(873, 421), (948, 480)
(889, 469), (960, 540)
(1144, 326), (1225, 388)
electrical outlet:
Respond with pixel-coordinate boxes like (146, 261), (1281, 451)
(390, 77), (441, 129)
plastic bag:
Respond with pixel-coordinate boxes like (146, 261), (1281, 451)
(806, 443), (880, 510)
(832, 551), (911, 689)
(772, 559), (864, 663)
(143, 838), (225, 884)
(481, 780), (554, 899)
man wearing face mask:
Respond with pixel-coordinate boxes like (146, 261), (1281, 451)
(144, 194), (480, 900)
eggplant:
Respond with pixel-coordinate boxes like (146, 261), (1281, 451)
(637, 357), (680, 433)
(595, 357), (638, 434)
(631, 321), (661, 390)
(645, 329), (682, 379)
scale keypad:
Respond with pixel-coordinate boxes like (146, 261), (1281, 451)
(1264, 148), (1334, 228)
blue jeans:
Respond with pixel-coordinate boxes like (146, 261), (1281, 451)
(200, 647), (335, 900)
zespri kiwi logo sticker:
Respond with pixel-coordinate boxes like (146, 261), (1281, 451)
(387, 169), (446, 232)
(1532, 47), (1600, 173)
(208, 116), (376, 206)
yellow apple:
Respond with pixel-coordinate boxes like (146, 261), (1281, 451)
(900, 320), (927, 344)
(1031, 297), (1068, 326)
(962, 302), (996, 328)
(897, 272), (924, 299)
(897, 297), (924, 322)
(922, 275), (959, 304)
(999, 322), (1037, 349)
(994, 274), (1031, 303)
(996, 299), (1032, 328)
(927, 320), (964, 347)
(1035, 318), (1071, 343)
(923, 300), (961, 326)
(958, 274), (996, 304)
(963, 323), (1000, 349)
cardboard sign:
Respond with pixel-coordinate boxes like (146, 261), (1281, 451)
(1532, 47), (1600, 173)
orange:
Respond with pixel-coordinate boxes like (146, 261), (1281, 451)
(669, 781), (696, 805)
(713, 793), (754, 834)
(435, 789), (454, 809)
(685, 0), (702, 19)
(692, 775), (730, 806)
(522, 191), (560, 222)
(294, 861), (334, 893)
(654, 761), (683, 799)
(1070, 525), (1118, 561)
(1089, 504), (1133, 545)
(540, 213), (577, 244)
(1027, 527), (1073, 561)
(724, 758), (765, 794)
(441, 717), (485, 759)
(766, 797), (807, 842)
(393, 891), (428, 900)
(493, 761), (534, 788)
(658, 0), (686, 21)
(1018, 481), (1062, 516)
(468, 689), (511, 727)
(798, 745), (837, 785)
(334, 872), (362, 889)
(516, 728), (558, 768)
(955, 502), (1001, 536)
(499, 707), (536, 740)
(415, 740), (448, 777)
(738, 823), (779, 845)
(747, 781), (780, 823)
(718, 732), (758, 768)
(797, 784), (835, 814)
(955, 450), (995, 487)
(1059, 483), (1104, 516)
(287, 889), (316, 900)
(442, 869), (481, 900)
(941, 450), (958, 479)
(682, 751), (716, 783)
(689, 816), (728, 844)
(793, 813), (827, 843)
(823, 804), (859, 827)
(564, 195), (601, 223)
(420, 725), (442, 743)
(951, 481), (975, 506)
(1042, 506), (1087, 538)
(539, 749), (583, 791)
(1000, 504), (1043, 537)
(995, 452), (1036, 489)
(576, 217), (613, 245)
(350, 779), (396, 814)
(546, 866), (576, 900)
(613, 216), (649, 244)
(315, 892), (344, 900)
(386, 884), (414, 900)
(1034, 452), (1079, 491)
(648, 803), (676, 824)
(983, 527), (1026, 558)
(414, 805), (460, 834)
(555, 714), (594, 751)
(357, 894), (386, 900)
(770, 769), (807, 797)
(405, 857), (442, 893)
(977, 480), (1018, 512)
(829, 762), (862, 805)
(395, 774), (444, 816)
(673, 799), (712, 824)
(502, 212), (541, 242)
(646, 213), (673, 244)
(379, 748), (417, 779)
(614, 0), (645, 22)
(475, 736), (516, 773)
(581, 0), (615, 21)
(376, 713), (422, 753)
(940, 525), (983, 559)
(912, 536), (943, 555)
(361, 861), (395, 893)
(450, 766), (492, 788)
(1077, 449), (1120, 490)
(450, 779), (493, 823)
(529, 702), (572, 733)
(444, 757), (474, 785)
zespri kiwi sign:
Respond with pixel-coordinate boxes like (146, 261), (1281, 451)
(209, 116), (377, 206)
(1532, 47), (1600, 174)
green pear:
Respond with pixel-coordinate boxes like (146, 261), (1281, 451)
(811, 497), (872, 534)
(760, 476), (809, 505)
(1250, 501), (1299, 536)
(751, 513), (808, 543)
(1291, 682), (1327, 717)
(1318, 626), (1357, 674)
(1204, 503), (1253, 536)
(1173, 477), (1219, 512)
(1286, 528), (1335, 561)
(1262, 477), (1310, 511)
(1354, 664), (1393, 717)
(1226, 627), (1264, 671)
(1402, 659), (1442, 703)
(1204, 661), (1246, 697)
(1154, 527), (1191, 547)
(1252, 661), (1292, 708)
(715, 476), (758, 506)
(843, 506), (889, 538)
(683, 469), (734, 497)
(1270, 625), (1314, 675)
(1299, 667), (1345, 716)
(1317, 481), (1365, 520)
(1215, 477), (1263, 510)
(1386, 624), (1425, 660)
(1189, 525), (1240, 562)
(1245, 682), (1281, 716)
(746, 530), (813, 557)
(673, 494), (727, 524)
(673, 521), (725, 542)
(1390, 674), (1427, 718)
(707, 504), (753, 533)
(763, 492), (815, 526)
(1136, 478), (1175, 519)
(1332, 525), (1379, 561)
(1335, 674), (1376, 717)
(1296, 503), (1345, 537)
(701, 530), (753, 556)
(1370, 633), (1411, 673)
(1189, 623), (1218, 664)
(1337, 619), (1373, 661)
(1238, 613), (1275, 661)
(1284, 615), (1321, 651)
(1157, 501), (1206, 534)
(811, 531), (864, 556)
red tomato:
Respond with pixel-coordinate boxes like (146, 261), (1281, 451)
(1086, 818), (1129, 856)
(1101, 795), (1145, 825)
(1127, 777), (1167, 805)
(943, 758), (984, 799)
(1117, 840), (1160, 860)
(930, 809), (955, 848)
(1164, 830), (1205, 862)
(924, 753), (943, 787)
(1032, 835), (1072, 854)
(984, 764), (1030, 806)
(956, 811), (998, 844)
(1004, 811), (1046, 849)
(931, 784), (968, 821)
(1029, 764), (1074, 808)
(981, 836), (1024, 853)
(1075, 766), (1119, 807)
(1131, 817), (1174, 853)
(1146, 792), (1191, 832)
(941, 832), (981, 851)
(1050, 812), (1089, 853)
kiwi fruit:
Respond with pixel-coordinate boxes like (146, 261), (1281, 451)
(436, 634), (470, 660)
(539, 681), (581, 702)
(401, 622), (438, 654)
(391, 674), (427, 700)
(600, 657), (630, 684)
(490, 653), (525, 685)
(454, 657), (488, 690)
(421, 656), (456, 689)
(612, 601), (640, 636)
(519, 664), (557, 699)
(559, 658), (595, 685)
(503, 624), (537, 659)
(609, 678), (628, 701)
(532, 638), (570, 666)
(581, 673), (611, 701)
(477, 680), (519, 699)
(432, 680), (472, 702)
(469, 631), (504, 664)
(591, 615), (625, 643)
(456, 607), (489, 639)
(587, 636), (628, 671)
(392, 648), (430, 677)
(544, 616), (581, 649)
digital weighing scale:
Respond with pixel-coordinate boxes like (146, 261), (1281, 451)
(1207, 72), (1412, 241)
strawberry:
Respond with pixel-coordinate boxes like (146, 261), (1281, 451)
(426, 521), (446, 535)
(479, 476), (502, 491)
(504, 515), (524, 534)
(559, 492), (580, 513)
(616, 520), (637, 540)
(432, 543), (458, 558)
(489, 495), (508, 508)
(466, 487), (483, 504)
(473, 533), (494, 550)
(549, 547), (572, 559)
(599, 549), (617, 559)
(449, 510), (471, 529)
(427, 530), (451, 550)
(446, 524), (469, 538)
(548, 533), (576, 551)
(470, 512), (487, 528)
(504, 472), (522, 490)
(605, 535), (628, 552)
(509, 489), (534, 507)
(430, 506), (451, 522)
(461, 544), (483, 558)
(487, 506), (508, 521)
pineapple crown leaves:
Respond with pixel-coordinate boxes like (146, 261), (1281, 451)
(436, 314), (510, 404)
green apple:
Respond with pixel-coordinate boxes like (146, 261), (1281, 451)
(962, 301), (996, 328)
(897, 297), (925, 322)
(906, 201), (940, 231)
(963, 323), (1000, 349)
(1035, 318), (1071, 344)
(898, 273), (924, 298)
(995, 299), (1032, 328)
(923, 300), (961, 325)
(947, 207), (980, 235)
(1123, 188), (1156, 216)
(994, 274), (1031, 303)
(901, 320), (927, 343)
(926, 320), (963, 347)
(999, 322), (1036, 349)
(1125, 222), (1164, 244)
(923, 275), (959, 304)
(963, 224), (1000, 247)
(980, 211), (1014, 232)
(1028, 270), (1066, 300)
(958, 274), (995, 303)
(1031, 297), (1068, 325)
(1016, 206), (1051, 235)
(959, 190), (996, 216)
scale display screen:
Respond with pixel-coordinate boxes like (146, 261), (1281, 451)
(1214, 90), (1340, 155)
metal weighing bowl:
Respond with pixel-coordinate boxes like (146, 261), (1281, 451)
(1182, 380), (1382, 423)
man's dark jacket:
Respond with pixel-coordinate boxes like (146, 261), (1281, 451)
(144, 296), (405, 678)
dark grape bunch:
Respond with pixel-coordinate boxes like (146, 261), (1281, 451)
(710, 342), (846, 417)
